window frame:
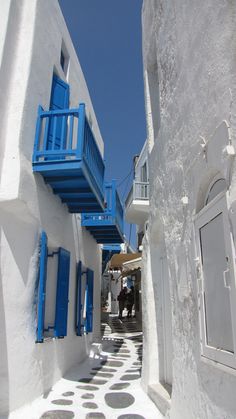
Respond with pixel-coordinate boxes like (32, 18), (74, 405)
(75, 262), (94, 336)
(195, 192), (236, 369)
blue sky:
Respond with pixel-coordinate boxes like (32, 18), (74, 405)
(58, 0), (146, 246)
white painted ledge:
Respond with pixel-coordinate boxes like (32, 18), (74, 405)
(148, 382), (171, 416)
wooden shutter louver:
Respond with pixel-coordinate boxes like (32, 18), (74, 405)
(85, 269), (94, 333)
(75, 261), (83, 336)
(36, 231), (48, 343)
(54, 248), (70, 338)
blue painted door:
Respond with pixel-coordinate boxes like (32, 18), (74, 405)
(36, 231), (48, 343)
(54, 248), (70, 338)
(85, 269), (94, 333)
(47, 75), (69, 151)
(76, 261), (83, 336)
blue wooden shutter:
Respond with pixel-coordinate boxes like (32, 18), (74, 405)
(85, 269), (94, 333)
(76, 261), (83, 336)
(36, 231), (48, 343)
(54, 248), (70, 338)
(47, 74), (70, 151)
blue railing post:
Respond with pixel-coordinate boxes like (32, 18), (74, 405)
(111, 180), (117, 219)
(77, 103), (85, 159)
(104, 182), (111, 213)
(33, 106), (44, 162)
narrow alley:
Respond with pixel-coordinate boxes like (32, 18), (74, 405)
(3, 1), (236, 418)
(11, 315), (161, 419)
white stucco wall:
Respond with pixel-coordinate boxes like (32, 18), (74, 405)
(0, 0), (104, 206)
(0, 0), (103, 414)
(0, 0), (11, 66)
(142, 1), (236, 419)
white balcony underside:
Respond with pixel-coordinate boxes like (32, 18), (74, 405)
(125, 199), (149, 225)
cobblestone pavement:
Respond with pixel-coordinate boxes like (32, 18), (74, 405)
(10, 315), (162, 419)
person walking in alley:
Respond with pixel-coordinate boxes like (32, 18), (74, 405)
(117, 287), (127, 319)
(126, 285), (134, 318)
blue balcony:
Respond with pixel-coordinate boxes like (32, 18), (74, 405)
(32, 103), (105, 213)
(81, 181), (124, 244)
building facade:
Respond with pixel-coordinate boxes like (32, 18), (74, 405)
(0, 0), (105, 414)
(142, 1), (236, 418)
(124, 141), (149, 324)
(125, 140), (149, 245)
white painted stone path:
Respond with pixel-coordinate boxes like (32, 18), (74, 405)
(9, 315), (163, 419)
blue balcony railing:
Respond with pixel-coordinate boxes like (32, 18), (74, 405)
(32, 103), (105, 213)
(81, 181), (124, 244)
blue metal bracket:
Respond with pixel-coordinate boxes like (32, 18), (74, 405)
(47, 251), (59, 258)
(43, 325), (55, 332)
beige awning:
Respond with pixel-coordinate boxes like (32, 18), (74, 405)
(122, 257), (142, 272)
(121, 257), (142, 277)
(109, 253), (142, 270)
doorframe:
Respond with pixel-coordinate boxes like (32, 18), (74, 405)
(195, 192), (236, 368)
(160, 254), (173, 386)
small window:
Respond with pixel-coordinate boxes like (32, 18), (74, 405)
(195, 183), (236, 369)
(141, 162), (148, 183)
(60, 41), (69, 76)
(60, 50), (65, 71)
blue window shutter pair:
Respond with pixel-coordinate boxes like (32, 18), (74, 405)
(76, 261), (83, 336)
(85, 268), (94, 333)
(76, 263), (94, 335)
(36, 231), (48, 343)
(36, 232), (70, 342)
(54, 248), (70, 338)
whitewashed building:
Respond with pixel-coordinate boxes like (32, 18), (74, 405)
(141, 1), (236, 418)
(125, 140), (149, 248)
(125, 141), (149, 323)
(0, 0), (107, 415)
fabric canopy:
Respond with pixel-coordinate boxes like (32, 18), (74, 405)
(121, 257), (142, 277)
(122, 257), (142, 272)
(109, 253), (142, 270)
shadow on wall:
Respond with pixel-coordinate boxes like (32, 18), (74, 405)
(0, 227), (10, 416)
